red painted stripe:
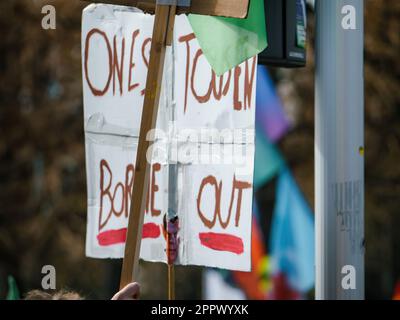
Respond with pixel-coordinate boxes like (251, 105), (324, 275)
(199, 232), (244, 255)
(97, 223), (160, 246)
(142, 222), (161, 239)
(97, 228), (127, 246)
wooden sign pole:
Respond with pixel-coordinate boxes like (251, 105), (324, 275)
(119, 3), (175, 290)
(168, 264), (175, 299)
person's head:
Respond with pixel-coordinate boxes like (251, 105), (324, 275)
(24, 289), (83, 300)
(24, 282), (140, 300)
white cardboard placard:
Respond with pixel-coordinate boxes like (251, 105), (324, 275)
(82, 4), (256, 271)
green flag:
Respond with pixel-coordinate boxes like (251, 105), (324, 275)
(188, 0), (267, 76)
(6, 276), (20, 300)
(253, 128), (285, 190)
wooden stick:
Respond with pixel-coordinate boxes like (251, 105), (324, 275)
(168, 264), (175, 300)
(119, 4), (175, 290)
(166, 5), (176, 46)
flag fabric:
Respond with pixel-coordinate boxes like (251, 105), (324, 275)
(253, 65), (289, 190)
(269, 273), (301, 300)
(203, 270), (246, 300)
(232, 216), (271, 300)
(253, 128), (284, 190)
(6, 276), (20, 300)
(393, 281), (400, 300)
(256, 66), (291, 142)
(269, 168), (315, 294)
(188, 0), (267, 76)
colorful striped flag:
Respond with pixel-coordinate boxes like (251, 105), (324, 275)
(253, 128), (284, 190)
(256, 66), (291, 142)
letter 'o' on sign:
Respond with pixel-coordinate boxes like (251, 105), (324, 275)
(84, 29), (113, 96)
(197, 176), (220, 229)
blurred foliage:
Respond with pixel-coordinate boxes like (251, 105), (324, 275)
(0, 0), (398, 299)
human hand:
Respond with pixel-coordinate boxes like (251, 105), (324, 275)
(111, 282), (141, 300)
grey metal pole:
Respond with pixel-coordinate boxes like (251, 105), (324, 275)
(315, 0), (364, 300)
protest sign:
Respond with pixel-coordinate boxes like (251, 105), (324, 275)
(82, 4), (256, 271)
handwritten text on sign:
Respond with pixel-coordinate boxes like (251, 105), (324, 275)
(82, 5), (256, 271)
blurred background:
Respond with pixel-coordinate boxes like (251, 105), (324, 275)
(0, 0), (399, 299)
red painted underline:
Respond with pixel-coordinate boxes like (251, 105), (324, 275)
(199, 232), (244, 255)
(142, 222), (161, 239)
(97, 223), (161, 246)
